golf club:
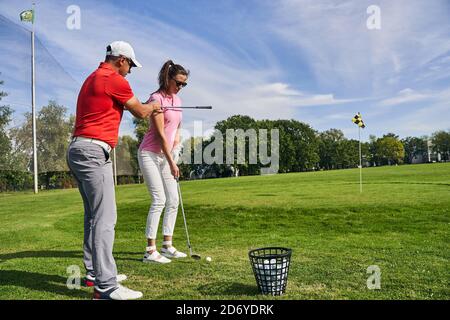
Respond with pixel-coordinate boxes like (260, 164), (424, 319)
(142, 102), (212, 111)
(162, 106), (212, 110)
(176, 178), (201, 260)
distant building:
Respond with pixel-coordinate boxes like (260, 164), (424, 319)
(411, 140), (442, 164)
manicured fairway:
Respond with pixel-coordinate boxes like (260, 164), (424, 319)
(0, 163), (449, 299)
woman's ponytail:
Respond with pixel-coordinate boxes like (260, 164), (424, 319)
(157, 60), (189, 93)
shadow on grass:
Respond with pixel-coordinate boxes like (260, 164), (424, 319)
(0, 250), (142, 262)
(197, 281), (260, 296)
(0, 270), (90, 299)
(0, 250), (144, 299)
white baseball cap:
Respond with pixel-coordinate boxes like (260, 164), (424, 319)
(106, 41), (142, 68)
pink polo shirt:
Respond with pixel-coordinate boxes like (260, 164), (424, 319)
(139, 91), (182, 153)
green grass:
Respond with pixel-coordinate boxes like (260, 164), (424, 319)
(0, 163), (449, 300)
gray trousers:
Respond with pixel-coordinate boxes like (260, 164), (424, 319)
(67, 139), (118, 289)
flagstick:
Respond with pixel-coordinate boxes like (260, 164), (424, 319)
(359, 125), (362, 193)
(31, 3), (38, 194)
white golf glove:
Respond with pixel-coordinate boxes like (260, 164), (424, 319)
(172, 145), (182, 164)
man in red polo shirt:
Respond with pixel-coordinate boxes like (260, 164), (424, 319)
(67, 41), (161, 300)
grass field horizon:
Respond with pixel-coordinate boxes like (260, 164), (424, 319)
(0, 163), (449, 300)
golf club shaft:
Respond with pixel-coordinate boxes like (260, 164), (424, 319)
(163, 106), (212, 109)
(141, 101), (212, 110)
(177, 181), (194, 256)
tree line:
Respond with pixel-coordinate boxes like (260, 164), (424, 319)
(0, 78), (449, 191)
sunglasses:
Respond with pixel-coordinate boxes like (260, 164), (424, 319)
(120, 56), (134, 72)
(172, 78), (188, 88)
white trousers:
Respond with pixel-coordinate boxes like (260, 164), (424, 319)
(138, 149), (179, 240)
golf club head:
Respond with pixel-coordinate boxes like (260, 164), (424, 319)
(191, 254), (201, 260)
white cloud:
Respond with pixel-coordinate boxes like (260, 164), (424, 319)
(267, 0), (450, 96)
(382, 101), (450, 137)
(379, 88), (430, 106)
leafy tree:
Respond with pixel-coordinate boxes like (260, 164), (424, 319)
(215, 115), (258, 176)
(383, 133), (399, 139)
(215, 117), (319, 174)
(431, 130), (450, 161)
(115, 135), (139, 176)
(10, 101), (74, 173)
(178, 136), (205, 178)
(9, 114), (32, 172)
(318, 128), (345, 169)
(376, 136), (405, 165)
(368, 134), (379, 166)
(273, 119), (319, 172)
(361, 141), (371, 166)
(0, 76), (13, 169)
(336, 139), (360, 168)
(402, 136), (428, 163)
(38, 102), (74, 172)
(317, 129), (369, 169)
(215, 115), (256, 133)
(133, 117), (150, 145)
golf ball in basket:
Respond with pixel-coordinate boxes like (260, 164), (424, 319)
(206, 256), (212, 262)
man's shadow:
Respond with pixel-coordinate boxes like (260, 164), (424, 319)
(0, 250), (82, 261)
(0, 250), (142, 262)
(0, 250), (142, 299)
(0, 270), (90, 299)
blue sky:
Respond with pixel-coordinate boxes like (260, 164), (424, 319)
(0, 0), (449, 141)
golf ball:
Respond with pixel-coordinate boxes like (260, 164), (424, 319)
(206, 256), (212, 262)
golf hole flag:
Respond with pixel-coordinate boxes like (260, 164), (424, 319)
(20, 9), (35, 23)
(352, 112), (365, 128)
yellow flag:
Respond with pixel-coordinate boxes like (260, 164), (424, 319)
(352, 112), (365, 128)
(20, 10), (34, 23)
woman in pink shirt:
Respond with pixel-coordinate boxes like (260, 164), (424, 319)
(138, 60), (189, 263)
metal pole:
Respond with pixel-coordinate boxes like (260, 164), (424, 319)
(359, 125), (362, 193)
(163, 106), (212, 109)
(31, 5), (38, 194)
(113, 148), (117, 186)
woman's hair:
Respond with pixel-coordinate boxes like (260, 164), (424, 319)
(157, 60), (189, 93)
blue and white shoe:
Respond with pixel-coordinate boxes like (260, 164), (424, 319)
(93, 284), (143, 300)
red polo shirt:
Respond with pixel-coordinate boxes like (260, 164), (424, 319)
(73, 62), (134, 148)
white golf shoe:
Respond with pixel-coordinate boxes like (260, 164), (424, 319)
(160, 245), (187, 259)
(93, 284), (143, 300)
(143, 246), (171, 264)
